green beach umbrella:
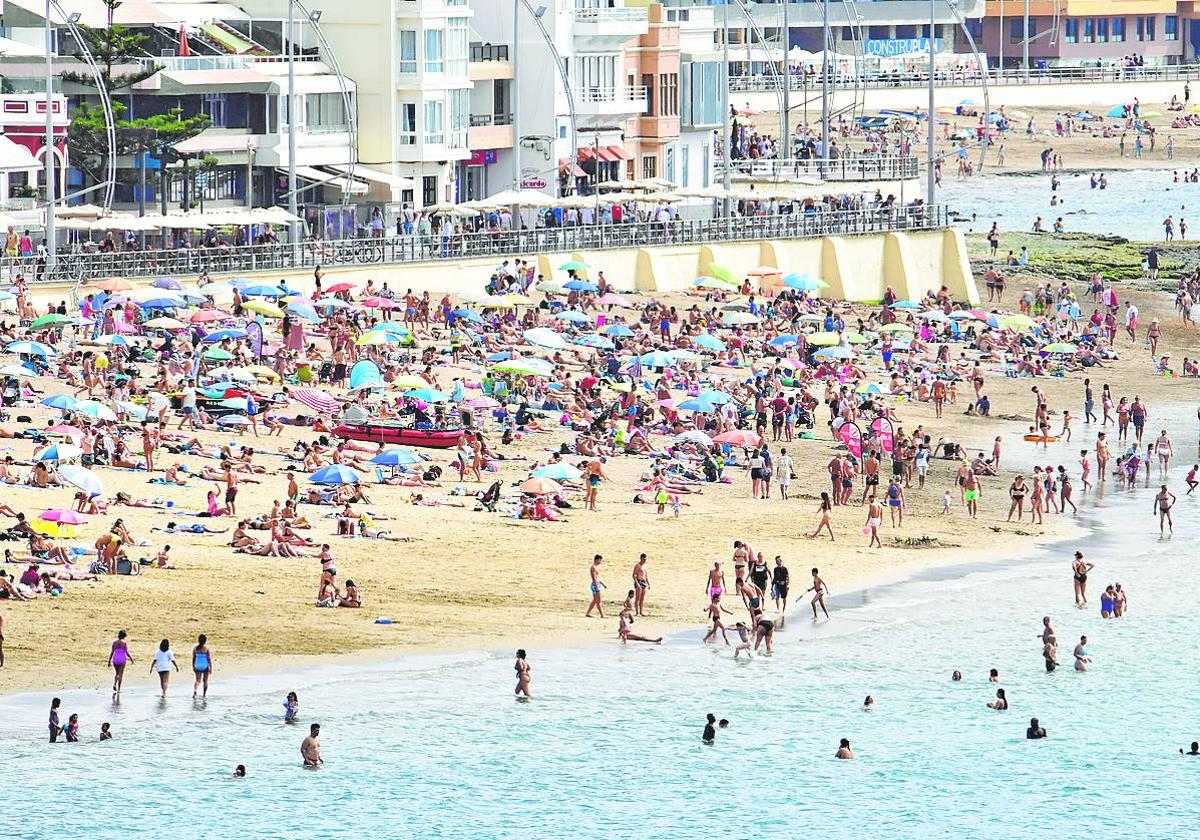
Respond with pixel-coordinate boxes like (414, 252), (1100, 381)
(694, 276), (737, 290)
(203, 347), (233, 361)
(1042, 342), (1078, 354)
(806, 332), (841, 347)
(29, 314), (73, 329)
(558, 260), (588, 271)
(879, 323), (915, 334)
(708, 264), (737, 285)
(1000, 314), (1035, 331)
(493, 359), (550, 377)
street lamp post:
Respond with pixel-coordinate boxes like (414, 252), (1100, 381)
(287, 0), (299, 249)
(43, 0), (56, 273)
(927, 0), (936, 208)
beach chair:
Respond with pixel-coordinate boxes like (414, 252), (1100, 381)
(475, 480), (502, 512)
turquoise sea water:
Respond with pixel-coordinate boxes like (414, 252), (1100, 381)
(941, 167), (1199, 241)
(3, 418), (1200, 837)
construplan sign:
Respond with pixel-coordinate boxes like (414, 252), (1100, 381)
(864, 38), (943, 57)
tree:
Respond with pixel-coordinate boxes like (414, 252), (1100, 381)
(67, 102), (210, 189)
(61, 0), (156, 92)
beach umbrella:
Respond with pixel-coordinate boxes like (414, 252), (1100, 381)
(116, 400), (149, 419)
(856, 383), (889, 395)
(314, 296), (353, 310)
(138, 296), (186, 310)
(696, 390), (734, 405)
(555, 310), (591, 324)
(536, 280), (568, 295)
(202, 328), (248, 343)
(6, 340), (56, 356)
(805, 332), (841, 347)
(558, 260), (588, 271)
(721, 312), (760, 326)
(371, 322), (413, 336)
(574, 334), (615, 350)
(41, 393), (79, 410)
(33, 443), (83, 462)
(371, 448), (424, 467)
(451, 308), (484, 324)
(707, 264), (737, 284)
(29, 313), (74, 329)
(189, 309), (226, 324)
(30, 517), (80, 538)
(524, 327), (569, 350)
(694, 334), (726, 352)
(45, 424), (83, 441)
(85, 278), (133, 292)
(674, 430), (714, 446)
(355, 331), (399, 346)
(520, 477), (562, 495)
(597, 293), (631, 308)
(73, 401), (118, 421)
(467, 396), (501, 410)
(1106, 104), (1126, 118)
(845, 332), (869, 345)
(36, 508), (88, 525)
(203, 348), (233, 361)
(246, 365), (281, 381)
(604, 324), (634, 338)
(813, 346), (854, 360)
(531, 463), (583, 481)
(242, 299), (285, 318)
(0, 363), (37, 377)
(677, 398), (721, 413)
(240, 284), (285, 297)
(404, 387), (451, 403)
(783, 273), (828, 292)
(769, 334), (799, 349)
(96, 334), (131, 346)
(309, 464), (362, 485)
(564, 279), (598, 292)
(58, 464), (102, 497)
(1042, 342), (1079, 354)
(891, 300), (921, 309)
(1000, 314), (1035, 331)
(948, 310), (983, 321)
(638, 350), (676, 368)
(713, 430), (762, 447)
(287, 300), (321, 322)
(324, 282), (357, 293)
(918, 310), (950, 323)
(494, 358), (552, 377)
(290, 387), (340, 414)
(144, 317), (186, 330)
(390, 374), (431, 390)
(199, 282), (234, 297)
(361, 297), (398, 310)
(667, 348), (701, 363)
(151, 277), (184, 290)
(879, 323), (915, 334)
(694, 276), (736, 291)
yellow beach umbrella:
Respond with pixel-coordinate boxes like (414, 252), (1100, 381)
(1000, 314), (1035, 331)
(242, 299), (284, 318)
(30, 518), (78, 538)
(391, 374), (430, 390)
(246, 364), (280, 381)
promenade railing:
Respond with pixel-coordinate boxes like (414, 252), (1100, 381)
(21, 205), (948, 285)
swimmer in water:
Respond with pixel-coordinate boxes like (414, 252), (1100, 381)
(836, 738), (854, 759)
(987, 688), (1008, 710)
(99, 722), (112, 741)
(989, 668), (1000, 683)
(702, 713), (716, 744)
(1181, 742), (1200, 755)
(863, 695), (874, 710)
(951, 670), (963, 682)
(234, 765), (246, 778)
(301, 723), (322, 767)
(1027, 719), (1047, 739)
(514, 649), (531, 698)
(1073, 635), (1091, 672)
(284, 691), (299, 722)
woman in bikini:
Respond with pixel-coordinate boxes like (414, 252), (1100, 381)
(514, 649), (531, 698)
(1007, 475), (1027, 521)
(805, 492), (835, 541)
(1072, 550), (1095, 607)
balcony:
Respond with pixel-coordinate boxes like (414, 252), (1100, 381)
(572, 6), (648, 40)
(468, 113), (514, 150)
(573, 84), (648, 120)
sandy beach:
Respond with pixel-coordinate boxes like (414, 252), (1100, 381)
(3, 240), (1193, 697)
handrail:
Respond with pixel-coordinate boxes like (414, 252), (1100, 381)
(717, 156), (919, 182)
(17, 206), (948, 285)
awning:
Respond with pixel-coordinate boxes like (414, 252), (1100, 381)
(291, 166), (368, 196)
(577, 147), (595, 161)
(0, 135), (40, 171)
(607, 145), (634, 161)
(173, 130), (259, 155)
(595, 148), (618, 163)
(323, 163), (415, 191)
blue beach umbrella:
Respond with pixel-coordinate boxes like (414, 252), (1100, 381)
(33, 443), (83, 462)
(41, 393), (79, 410)
(695, 390), (734, 405)
(371, 448), (424, 467)
(202, 328), (248, 343)
(604, 324), (634, 338)
(240, 284), (286, 297)
(404, 387), (452, 403)
(287, 300), (321, 321)
(564, 279), (599, 292)
(638, 350), (675, 368)
(694, 334), (726, 352)
(555, 310), (591, 324)
(151, 277), (184, 290)
(6, 340), (56, 356)
(309, 464), (363, 485)
(677, 398), (721, 413)
(574, 334), (615, 350)
(531, 463), (583, 481)
(813, 346), (853, 360)
(452, 308), (485, 324)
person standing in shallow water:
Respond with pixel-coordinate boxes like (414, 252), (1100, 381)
(192, 634), (213, 700)
(107, 629), (132, 697)
(514, 649), (531, 698)
(152, 638), (179, 698)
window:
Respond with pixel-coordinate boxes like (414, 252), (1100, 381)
(422, 175), (437, 207)
(661, 73), (678, 117)
(448, 89), (468, 148)
(1064, 18), (1078, 44)
(965, 18), (982, 39)
(1082, 18), (1094, 43)
(702, 143), (709, 188)
(641, 154), (657, 179)
(400, 103), (416, 144)
(681, 144), (689, 188)
(642, 72), (654, 116)
(665, 146), (675, 184)
(399, 30), (417, 73)
(1112, 17), (1125, 42)
(1096, 18), (1108, 42)
(447, 17), (469, 78)
(1166, 15), (1178, 41)
(1009, 19), (1022, 44)
(424, 99), (444, 144)
(203, 93), (226, 127)
(424, 29), (444, 73)
(1144, 16), (1155, 41)
(306, 93), (347, 134)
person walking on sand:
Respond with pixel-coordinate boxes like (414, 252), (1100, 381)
(1072, 551), (1094, 607)
(585, 554), (606, 618)
(808, 568), (831, 621)
(107, 629), (132, 697)
(192, 634), (213, 700)
(865, 495), (884, 548)
(514, 649), (531, 698)
(806, 492), (835, 541)
(584, 457), (608, 511)
(301, 723), (322, 767)
(151, 638), (179, 699)
(632, 553), (649, 616)
(1155, 484), (1178, 535)
(886, 478), (906, 526)
(703, 594), (733, 645)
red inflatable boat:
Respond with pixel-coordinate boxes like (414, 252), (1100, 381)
(332, 424), (460, 449)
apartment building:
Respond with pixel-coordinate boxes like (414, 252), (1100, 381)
(670, 3), (721, 190)
(977, 0), (1185, 67)
(458, 40), (515, 200)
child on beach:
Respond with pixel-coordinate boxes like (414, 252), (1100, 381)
(732, 621), (752, 659)
(941, 490), (952, 515)
(1080, 450), (1092, 491)
(1187, 465), (1199, 494)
